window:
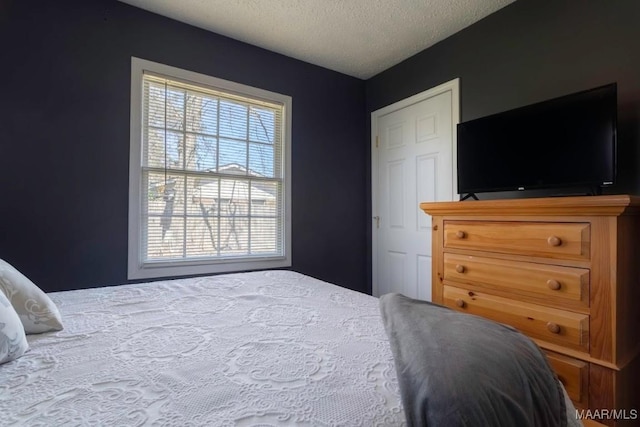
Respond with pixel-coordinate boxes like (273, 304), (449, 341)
(128, 58), (291, 279)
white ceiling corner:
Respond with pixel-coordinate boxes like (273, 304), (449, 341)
(118, 0), (515, 79)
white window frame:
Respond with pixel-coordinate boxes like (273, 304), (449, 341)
(128, 57), (292, 280)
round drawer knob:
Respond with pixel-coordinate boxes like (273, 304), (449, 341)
(455, 299), (466, 308)
(455, 230), (466, 239)
(547, 322), (561, 334)
(455, 264), (466, 274)
(547, 236), (562, 247)
(547, 279), (561, 291)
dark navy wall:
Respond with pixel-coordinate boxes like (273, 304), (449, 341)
(5, 0), (639, 295)
(365, 0), (640, 290)
(367, 0), (640, 195)
(0, 0), (367, 293)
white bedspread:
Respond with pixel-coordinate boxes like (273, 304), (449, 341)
(0, 271), (405, 426)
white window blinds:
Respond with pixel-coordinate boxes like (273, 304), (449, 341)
(134, 67), (288, 272)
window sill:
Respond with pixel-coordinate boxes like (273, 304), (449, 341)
(128, 256), (291, 280)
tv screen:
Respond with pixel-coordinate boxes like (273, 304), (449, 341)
(456, 83), (617, 196)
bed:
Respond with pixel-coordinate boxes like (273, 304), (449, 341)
(1, 270), (405, 426)
(1, 269), (578, 426)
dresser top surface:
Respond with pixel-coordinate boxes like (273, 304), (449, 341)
(420, 194), (640, 217)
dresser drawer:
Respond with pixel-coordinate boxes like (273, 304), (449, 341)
(545, 351), (588, 409)
(443, 253), (590, 309)
(444, 221), (590, 260)
(443, 286), (589, 352)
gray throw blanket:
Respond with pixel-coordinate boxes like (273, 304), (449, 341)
(379, 293), (567, 427)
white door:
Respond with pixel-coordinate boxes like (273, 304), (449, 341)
(372, 79), (459, 300)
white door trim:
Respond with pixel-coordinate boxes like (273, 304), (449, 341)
(371, 78), (460, 297)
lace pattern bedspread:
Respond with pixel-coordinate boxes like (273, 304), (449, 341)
(0, 271), (405, 426)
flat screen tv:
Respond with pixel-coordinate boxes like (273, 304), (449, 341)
(456, 83), (617, 197)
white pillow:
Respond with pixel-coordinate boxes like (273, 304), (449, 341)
(0, 258), (63, 334)
(0, 290), (29, 364)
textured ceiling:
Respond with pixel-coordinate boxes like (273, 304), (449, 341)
(118, 0), (515, 79)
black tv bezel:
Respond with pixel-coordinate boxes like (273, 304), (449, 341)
(456, 83), (618, 196)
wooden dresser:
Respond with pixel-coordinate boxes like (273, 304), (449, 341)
(420, 195), (640, 426)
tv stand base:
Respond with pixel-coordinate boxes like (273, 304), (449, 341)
(460, 193), (479, 201)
